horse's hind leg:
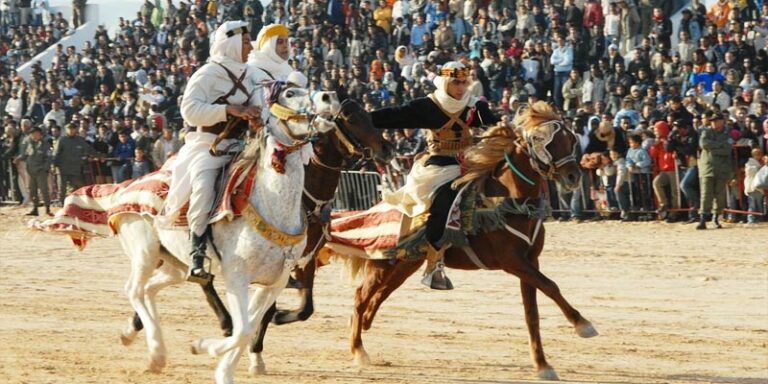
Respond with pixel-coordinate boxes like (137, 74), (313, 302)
(118, 218), (167, 373)
(351, 260), (395, 368)
(521, 280), (558, 380)
(362, 259), (422, 330)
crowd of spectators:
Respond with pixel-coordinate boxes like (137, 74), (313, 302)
(0, 0), (765, 224)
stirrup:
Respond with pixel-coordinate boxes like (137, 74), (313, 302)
(187, 256), (214, 285)
(421, 261), (454, 290)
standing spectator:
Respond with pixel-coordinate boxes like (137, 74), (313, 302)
(562, 69), (583, 116)
(697, 110), (734, 229)
(152, 126), (180, 168)
(53, 123), (94, 203)
(550, 34), (573, 109)
(668, 119), (700, 222)
(410, 14), (430, 52)
(5, 89), (23, 122)
(112, 130), (135, 183)
(130, 147), (152, 178)
(649, 8), (672, 49)
(650, 121), (680, 221)
(72, 0), (86, 28)
(618, 0), (640, 55)
(17, 126), (51, 216)
(744, 148), (765, 224)
(374, 0), (392, 34)
(707, 0), (731, 30)
(626, 134), (654, 215)
(611, 148), (632, 220)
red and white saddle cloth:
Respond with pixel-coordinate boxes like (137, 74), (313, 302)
(319, 182), (475, 262)
(29, 163), (257, 250)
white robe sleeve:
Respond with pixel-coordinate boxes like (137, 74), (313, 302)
(180, 66), (228, 127)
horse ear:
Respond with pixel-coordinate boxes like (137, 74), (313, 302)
(267, 81), (285, 104)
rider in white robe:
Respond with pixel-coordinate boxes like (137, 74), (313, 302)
(164, 21), (264, 284)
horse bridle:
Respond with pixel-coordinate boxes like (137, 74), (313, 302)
(332, 101), (375, 161)
(515, 120), (579, 180)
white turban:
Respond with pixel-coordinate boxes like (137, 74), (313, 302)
(247, 24), (294, 81)
(432, 61), (477, 113)
(209, 21), (250, 64)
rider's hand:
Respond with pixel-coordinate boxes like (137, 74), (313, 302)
(226, 105), (262, 120)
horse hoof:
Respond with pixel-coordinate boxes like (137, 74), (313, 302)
(353, 348), (370, 369)
(146, 355), (166, 373)
(119, 330), (136, 346)
(537, 366), (559, 381)
(249, 352), (267, 376)
(575, 318), (599, 338)
(190, 339), (203, 355)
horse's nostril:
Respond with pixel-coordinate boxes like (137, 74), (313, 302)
(322, 94), (330, 102)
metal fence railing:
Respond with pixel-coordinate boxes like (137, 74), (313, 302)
(333, 171), (385, 212)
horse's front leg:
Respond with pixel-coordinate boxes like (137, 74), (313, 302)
(202, 279), (233, 336)
(246, 272), (288, 376)
(521, 280), (558, 380)
(273, 256), (317, 325)
(192, 275), (252, 358)
(249, 302), (277, 375)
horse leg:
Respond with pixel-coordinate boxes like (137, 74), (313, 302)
(201, 279), (233, 337)
(362, 259), (422, 330)
(215, 283), (285, 384)
(248, 302), (276, 375)
(120, 257), (185, 347)
(521, 280), (559, 380)
(246, 267), (288, 376)
(504, 256), (598, 338)
(118, 219), (167, 373)
(273, 258), (316, 325)
(192, 275), (251, 358)
(351, 260), (395, 368)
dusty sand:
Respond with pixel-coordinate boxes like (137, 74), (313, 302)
(1, 205), (766, 384)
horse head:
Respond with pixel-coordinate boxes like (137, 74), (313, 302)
(453, 101), (581, 197)
(512, 101), (581, 191)
(266, 82), (340, 143)
(315, 99), (393, 165)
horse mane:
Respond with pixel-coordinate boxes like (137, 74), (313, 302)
(452, 101), (561, 188)
(234, 127), (266, 170)
(452, 124), (517, 188)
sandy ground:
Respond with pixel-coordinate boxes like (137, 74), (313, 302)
(0, 205), (766, 384)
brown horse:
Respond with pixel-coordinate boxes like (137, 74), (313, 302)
(340, 102), (597, 381)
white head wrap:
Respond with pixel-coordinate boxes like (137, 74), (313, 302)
(432, 61), (477, 114)
(247, 24), (294, 81)
(209, 21), (250, 65)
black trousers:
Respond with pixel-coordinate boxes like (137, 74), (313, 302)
(424, 156), (460, 247)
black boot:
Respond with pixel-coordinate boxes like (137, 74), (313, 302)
(26, 206), (39, 216)
(713, 214), (722, 229)
(45, 205), (52, 216)
(187, 232), (213, 285)
(695, 215), (707, 230)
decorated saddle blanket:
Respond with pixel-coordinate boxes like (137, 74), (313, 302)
(29, 162), (258, 250)
(320, 182), (546, 262)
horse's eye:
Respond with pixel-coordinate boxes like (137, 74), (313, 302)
(286, 90), (295, 98)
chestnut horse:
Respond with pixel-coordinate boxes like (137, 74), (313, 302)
(340, 102), (597, 380)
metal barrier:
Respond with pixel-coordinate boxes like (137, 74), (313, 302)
(542, 146), (767, 220)
(333, 170), (385, 211)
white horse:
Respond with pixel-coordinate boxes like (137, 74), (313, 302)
(116, 84), (340, 384)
